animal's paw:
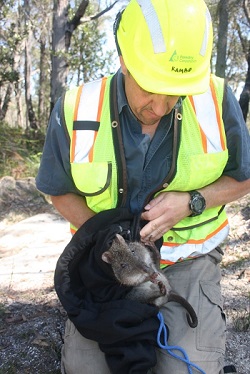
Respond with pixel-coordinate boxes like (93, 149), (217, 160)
(158, 281), (166, 295)
(149, 272), (160, 283)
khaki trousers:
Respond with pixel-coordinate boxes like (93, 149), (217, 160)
(61, 248), (226, 374)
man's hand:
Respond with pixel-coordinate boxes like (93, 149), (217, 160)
(140, 191), (190, 241)
(140, 176), (250, 242)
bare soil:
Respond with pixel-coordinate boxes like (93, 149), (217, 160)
(0, 177), (249, 374)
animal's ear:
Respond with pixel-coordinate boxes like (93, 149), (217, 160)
(102, 251), (112, 264)
(115, 233), (126, 244)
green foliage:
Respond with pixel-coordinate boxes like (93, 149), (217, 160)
(0, 56), (19, 86)
(0, 0), (15, 20)
(207, 0), (249, 87)
(0, 2), (23, 86)
(67, 1), (117, 85)
(0, 121), (45, 178)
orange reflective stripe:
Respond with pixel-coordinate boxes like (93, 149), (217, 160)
(160, 256), (196, 267)
(71, 85), (84, 162)
(188, 95), (195, 112)
(199, 126), (208, 153)
(210, 77), (226, 151)
(160, 259), (176, 266)
(97, 77), (107, 122)
(184, 218), (228, 244)
(189, 77), (225, 154)
(70, 227), (77, 235)
(190, 93), (209, 153)
(188, 95), (208, 153)
(89, 132), (98, 163)
(163, 218), (228, 247)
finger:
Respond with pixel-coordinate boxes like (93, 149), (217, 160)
(143, 193), (166, 212)
(141, 203), (163, 220)
(149, 227), (164, 241)
(140, 221), (163, 241)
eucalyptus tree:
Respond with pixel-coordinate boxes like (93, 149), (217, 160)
(215, 0), (229, 78)
(23, 0), (38, 130)
(206, 0), (250, 121)
(237, 0), (250, 121)
(0, 1), (23, 123)
(66, 4), (117, 86)
(0, 0), (51, 129)
(51, 0), (120, 110)
(32, 0), (52, 129)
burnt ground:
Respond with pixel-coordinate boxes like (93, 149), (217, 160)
(0, 176), (249, 374)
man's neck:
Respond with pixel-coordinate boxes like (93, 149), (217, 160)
(140, 121), (160, 139)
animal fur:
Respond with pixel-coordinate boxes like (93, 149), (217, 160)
(102, 234), (198, 328)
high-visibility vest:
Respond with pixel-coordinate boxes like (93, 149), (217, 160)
(63, 73), (229, 264)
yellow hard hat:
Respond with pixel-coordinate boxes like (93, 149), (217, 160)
(115, 0), (213, 95)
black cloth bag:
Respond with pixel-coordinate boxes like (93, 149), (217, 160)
(54, 208), (163, 374)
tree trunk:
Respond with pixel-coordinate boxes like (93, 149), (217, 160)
(50, 0), (117, 111)
(239, 44), (250, 122)
(50, 0), (91, 111)
(38, 39), (46, 128)
(24, 0), (38, 130)
(215, 0), (228, 78)
(0, 84), (13, 122)
(15, 81), (24, 128)
(24, 37), (38, 130)
(50, 0), (69, 111)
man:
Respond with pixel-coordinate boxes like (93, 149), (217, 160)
(36, 0), (250, 373)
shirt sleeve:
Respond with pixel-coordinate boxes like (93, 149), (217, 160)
(36, 98), (82, 196)
(222, 85), (250, 181)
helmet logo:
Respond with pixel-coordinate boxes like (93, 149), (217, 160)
(169, 50), (197, 63)
(169, 50), (178, 62)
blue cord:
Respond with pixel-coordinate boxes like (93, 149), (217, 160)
(157, 312), (206, 374)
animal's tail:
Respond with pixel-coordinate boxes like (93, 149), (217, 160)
(168, 292), (198, 328)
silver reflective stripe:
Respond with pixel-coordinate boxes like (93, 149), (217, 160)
(192, 86), (223, 153)
(137, 0), (166, 54)
(200, 8), (212, 56)
(74, 79), (103, 163)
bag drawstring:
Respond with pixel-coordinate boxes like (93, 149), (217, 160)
(157, 312), (206, 374)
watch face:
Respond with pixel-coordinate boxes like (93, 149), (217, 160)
(193, 196), (204, 212)
(189, 192), (206, 216)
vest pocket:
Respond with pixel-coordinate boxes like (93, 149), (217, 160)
(189, 151), (228, 187)
(197, 280), (226, 353)
(71, 162), (112, 195)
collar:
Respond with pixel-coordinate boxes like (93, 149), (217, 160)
(116, 68), (129, 114)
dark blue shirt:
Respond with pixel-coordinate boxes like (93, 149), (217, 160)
(117, 71), (176, 212)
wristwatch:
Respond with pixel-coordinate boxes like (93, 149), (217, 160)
(188, 190), (206, 217)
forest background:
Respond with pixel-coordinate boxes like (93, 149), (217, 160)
(0, 0), (250, 178)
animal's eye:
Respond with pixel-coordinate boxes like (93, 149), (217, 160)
(120, 263), (127, 268)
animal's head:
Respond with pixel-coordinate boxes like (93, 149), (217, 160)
(102, 234), (156, 286)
